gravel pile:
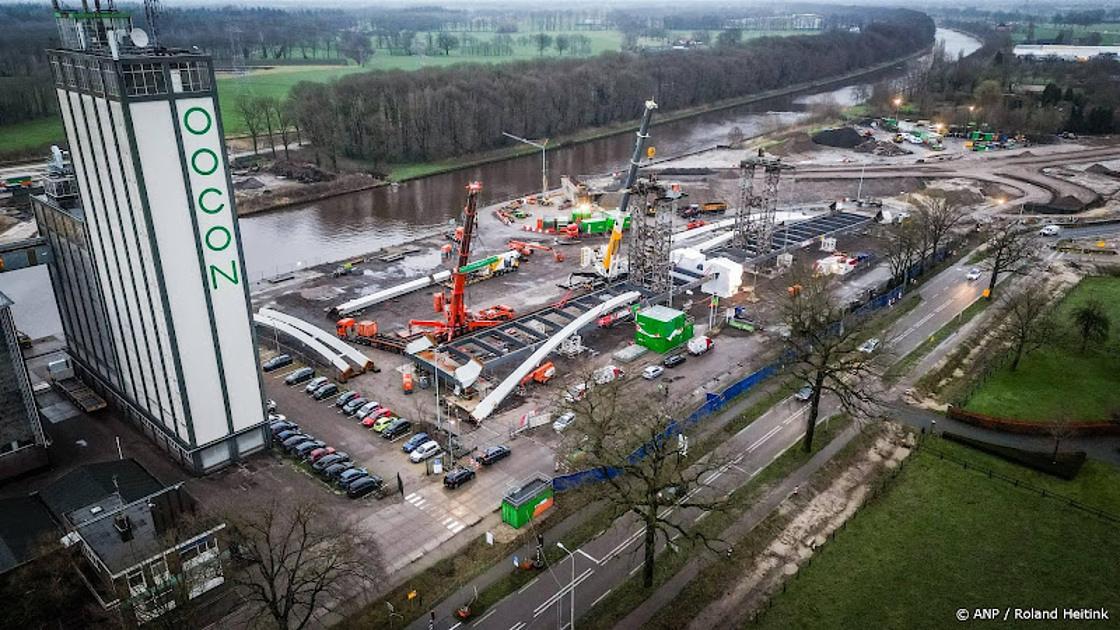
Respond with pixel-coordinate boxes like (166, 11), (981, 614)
(854, 139), (911, 156)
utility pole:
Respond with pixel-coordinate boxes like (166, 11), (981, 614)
(502, 132), (549, 199)
(557, 542), (576, 629)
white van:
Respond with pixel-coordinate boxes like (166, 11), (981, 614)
(1039, 225), (1060, 237)
(409, 440), (442, 463)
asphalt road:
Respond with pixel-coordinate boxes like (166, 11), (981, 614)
(417, 251), (1000, 630)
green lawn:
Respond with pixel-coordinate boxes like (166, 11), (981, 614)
(964, 276), (1120, 422)
(0, 117), (64, 158)
(754, 438), (1120, 629)
(1011, 23), (1120, 45)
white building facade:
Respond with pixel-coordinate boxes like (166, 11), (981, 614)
(38, 7), (267, 473)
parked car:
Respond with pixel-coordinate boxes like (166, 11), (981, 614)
(347, 476), (383, 499)
(342, 397), (369, 416)
(382, 418), (412, 440)
(443, 467), (476, 489)
(966, 267), (982, 281)
(642, 365), (665, 380)
(262, 354), (293, 372)
(553, 412), (576, 433)
(858, 338), (880, 354)
(304, 376), (329, 394)
(313, 452), (349, 472)
(293, 440), (326, 457)
(335, 391), (360, 408)
(476, 445), (511, 465)
(274, 429), (301, 442)
(267, 413), (287, 424)
(367, 416), (396, 433)
(284, 367), (315, 385)
(794, 386), (814, 402)
(323, 461), (355, 479)
(1039, 224), (1061, 237)
(270, 420), (297, 435)
(308, 446), (336, 462)
(663, 353), (687, 368)
(409, 440), (442, 463)
(563, 383), (588, 403)
(362, 407), (394, 422)
(312, 383), (339, 400)
(401, 433), (430, 453)
(267, 399), (277, 413)
(355, 401), (381, 418)
(280, 433), (312, 449)
(338, 468), (370, 488)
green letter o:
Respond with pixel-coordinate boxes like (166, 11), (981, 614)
(198, 188), (225, 214)
(183, 107), (212, 135)
(190, 148), (218, 176)
(204, 226), (232, 251)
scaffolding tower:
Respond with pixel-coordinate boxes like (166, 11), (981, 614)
(734, 153), (794, 256)
(627, 178), (674, 294)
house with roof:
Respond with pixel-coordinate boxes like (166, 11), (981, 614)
(38, 459), (228, 625)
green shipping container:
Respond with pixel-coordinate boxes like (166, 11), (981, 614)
(501, 477), (554, 529)
(634, 305), (694, 353)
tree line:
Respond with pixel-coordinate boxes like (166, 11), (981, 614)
(290, 9), (934, 167)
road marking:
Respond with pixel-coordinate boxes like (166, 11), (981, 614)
(475, 609), (497, 625)
(629, 564), (642, 576)
(404, 492), (418, 501)
(509, 622), (526, 630)
(695, 511), (709, 523)
(590, 588), (612, 608)
(518, 576), (540, 594)
(449, 522), (466, 534)
(448, 624), (461, 630)
(533, 569), (593, 617)
(576, 549), (600, 564)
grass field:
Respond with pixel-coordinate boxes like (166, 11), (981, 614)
(754, 438), (1120, 629)
(964, 276), (1120, 422)
(1011, 23), (1120, 45)
(0, 117), (64, 159)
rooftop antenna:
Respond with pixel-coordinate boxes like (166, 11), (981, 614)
(144, 0), (162, 46)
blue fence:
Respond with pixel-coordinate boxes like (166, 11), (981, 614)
(552, 264), (933, 493)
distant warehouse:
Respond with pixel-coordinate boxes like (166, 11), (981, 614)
(1013, 44), (1120, 61)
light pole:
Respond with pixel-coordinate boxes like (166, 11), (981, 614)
(557, 542), (576, 629)
(892, 97), (902, 120)
(503, 132), (549, 199)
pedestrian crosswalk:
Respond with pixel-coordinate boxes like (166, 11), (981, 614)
(405, 492), (466, 534)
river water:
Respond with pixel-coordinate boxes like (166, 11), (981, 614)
(0, 29), (980, 338)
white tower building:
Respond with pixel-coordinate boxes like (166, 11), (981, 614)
(32, 4), (267, 473)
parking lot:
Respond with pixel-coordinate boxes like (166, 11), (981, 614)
(258, 350), (560, 574)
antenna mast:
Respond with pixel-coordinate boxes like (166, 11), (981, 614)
(144, 0), (162, 46)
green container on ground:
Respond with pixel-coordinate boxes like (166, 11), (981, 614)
(634, 305), (694, 353)
(501, 476), (554, 529)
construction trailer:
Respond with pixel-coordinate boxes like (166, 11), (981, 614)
(501, 475), (554, 529)
(634, 305), (694, 353)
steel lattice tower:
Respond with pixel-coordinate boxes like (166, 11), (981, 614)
(628, 179), (673, 294)
(734, 154), (794, 257)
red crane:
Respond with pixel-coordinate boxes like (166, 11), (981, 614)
(410, 182), (507, 341)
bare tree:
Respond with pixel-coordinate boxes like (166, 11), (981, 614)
(259, 96), (278, 158)
(1048, 415), (1076, 464)
(1070, 298), (1110, 353)
(236, 93), (266, 156)
(912, 195), (968, 267)
(883, 220), (921, 287)
(273, 99), (297, 161)
(224, 498), (382, 629)
(1001, 282), (1054, 371)
(562, 380), (728, 588)
(781, 276), (880, 452)
(980, 224), (1037, 298)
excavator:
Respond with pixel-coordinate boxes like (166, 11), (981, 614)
(409, 182), (513, 341)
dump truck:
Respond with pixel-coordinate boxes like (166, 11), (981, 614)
(700, 202), (728, 215)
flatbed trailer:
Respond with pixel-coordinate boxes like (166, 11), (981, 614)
(54, 377), (107, 413)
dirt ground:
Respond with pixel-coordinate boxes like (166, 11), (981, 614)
(688, 423), (917, 629)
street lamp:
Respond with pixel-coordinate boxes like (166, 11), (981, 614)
(968, 105), (976, 125)
(503, 132), (549, 199)
(892, 97), (902, 119)
(557, 542), (576, 629)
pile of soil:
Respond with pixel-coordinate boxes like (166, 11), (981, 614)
(854, 139), (911, 156)
(1087, 163), (1120, 179)
(810, 127), (865, 149)
(234, 177), (266, 190)
(269, 160), (335, 184)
